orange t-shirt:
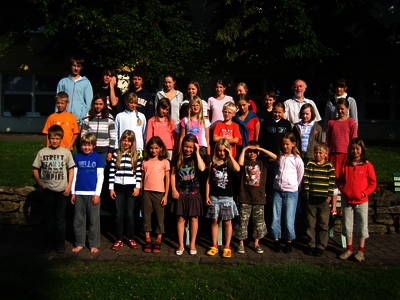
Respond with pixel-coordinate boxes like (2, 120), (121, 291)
(42, 111), (80, 150)
(142, 159), (170, 192)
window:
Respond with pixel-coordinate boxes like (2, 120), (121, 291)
(1, 73), (57, 117)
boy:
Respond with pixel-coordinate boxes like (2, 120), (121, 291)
(71, 133), (104, 254)
(42, 92), (80, 151)
(235, 141), (277, 254)
(303, 143), (336, 256)
(213, 102), (242, 158)
(32, 125), (75, 253)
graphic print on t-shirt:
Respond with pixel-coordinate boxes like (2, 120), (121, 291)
(187, 125), (200, 136)
(41, 154), (65, 181)
(245, 164), (261, 186)
(213, 166), (228, 189)
(221, 128), (233, 138)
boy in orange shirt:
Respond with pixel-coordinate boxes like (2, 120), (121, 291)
(42, 92), (80, 150)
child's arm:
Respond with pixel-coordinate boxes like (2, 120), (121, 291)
(108, 120), (117, 161)
(69, 133), (79, 151)
(254, 119), (260, 141)
(227, 148), (240, 172)
(238, 146), (248, 166)
(133, 159), (142, 197)
(92, 167), (104, 205)
(64, 167), (74, 196)
(195, 143), (206, 171)
(109, 76), (119, 107)
(178, 121), (187, 153)
(109, 152), (117, 199)
(257, 147), (278, 160)
(70, 166), (78, 204)
(205, 173), (212, 205)
(205, 126), (211, 156)
(33, 168), (46, 189)
(171, 167), (179, 199)
(161, 169), (170, 206)
(363, 163), (377, 197)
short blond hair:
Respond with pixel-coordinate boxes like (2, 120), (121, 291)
(223, 102), (237, 113)
(80, 133), (97, 146)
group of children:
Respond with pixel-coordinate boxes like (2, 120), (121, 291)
(32, 77), (376, 262)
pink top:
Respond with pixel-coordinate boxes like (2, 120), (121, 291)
(273, 154), (304, 192)
(146, 117), (176, 150)
(207, 95), (234, 125)
(180, 117), (211, 147)
(142, 159), (170, 192)
(326, 118), (357, 153)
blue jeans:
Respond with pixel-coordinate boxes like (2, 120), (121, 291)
(271, 190), (299, 241)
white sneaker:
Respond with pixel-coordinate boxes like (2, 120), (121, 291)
(189, 249), (197, 255)
(175, 248), (184, 256)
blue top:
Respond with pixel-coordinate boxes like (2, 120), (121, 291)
(72, 152), (104, 195)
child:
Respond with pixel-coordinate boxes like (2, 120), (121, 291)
(146, 97), (176, 160)
(292, 103), (323, 163)
(81, 94), (117, 163)
(259, 90), (277, 122)
(179, 96), (211, 156)
(259, 102), (292, 156)
(235, 141), (277, 254)
(271, 132), (304, 253)
(32, 125), (75, 253)
(236, 82), (258, 113)
(338, 138), (376, 262)
(142, 136), (170, 253)
(171, 134), (206, 255)
(71, 133), (104, 254)
(207, 79), (234, 126)
(155, 74), (184, 125)
(213, 102), (242, 158)
(205, 139), (240, 258)
(98, 68), (122, 117)
(303, 143), (336, 257)
(326, 98), (358, 179)
(233, 95), (260, 155)
(115, 92), (147, 152)
(108, 130), (142, 250)
(183, 81), (209, 118)
(42, 92), (80, 151)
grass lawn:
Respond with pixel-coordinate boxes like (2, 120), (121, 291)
(1, 258), (399, 300)
(0, 140), (399, 186)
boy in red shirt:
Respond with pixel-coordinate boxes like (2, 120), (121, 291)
(213, 102), (242, 158)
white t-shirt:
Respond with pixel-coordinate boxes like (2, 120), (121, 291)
(207, 95), (234, 125)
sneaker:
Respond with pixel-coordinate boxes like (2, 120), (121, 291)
(283, 242), (293, 253)
(313, 248), (324, 257)
(237, 245), (245, 254)
(153, 242), (161, 253)
(354, 250), (365, 262)
(111, 240), (123, 251)
(222, 248), (232, 258)
(143, 242), (152, 253)
(127, 239), (139, 249)
(339, 249), (353, 260)
(254, 245), (264, 254)
(206, 246), (219, 256)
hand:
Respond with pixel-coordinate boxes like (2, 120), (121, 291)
(63, 186), (71, 196)
(172, 190), (180, 199)
(110, 76), (117, 87)
(132, 188), (140, 197)
(106, 153), (113, 161)
(110, 189), (116, 200)
(161, 197), (168, 206)
(225, 147), (232, 157)
(92, 195), (100, 205)
(38, 181), (46, 190)
(361, 192), (366, 198)
(71, 194), (76, 205)
(195, 143), (200, 153)
(331, 206), (337, 215)
(206, 197), (212, 206)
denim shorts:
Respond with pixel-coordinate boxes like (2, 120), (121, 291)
(206, 196), (239, 221)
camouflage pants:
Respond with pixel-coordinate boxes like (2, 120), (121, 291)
(235, 204), (267, 240)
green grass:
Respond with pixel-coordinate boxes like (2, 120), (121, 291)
(1, 258), (399, 300)
(0, 141), (399, 186)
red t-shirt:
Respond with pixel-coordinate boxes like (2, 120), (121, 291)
(213, 121), (242, 157)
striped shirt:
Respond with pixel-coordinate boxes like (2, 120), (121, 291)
(303, 161), (336, 198)
(81, 116), (117, 153)
(109, 151), (142, 189)
(298, 120), (314, 152)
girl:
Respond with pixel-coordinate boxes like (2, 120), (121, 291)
(108, 130), (142, 250)
(115, 93), (147, 152)
(292, 103), (323, 163)
(271, 132), (304, 253)
(183, 80), (209, 118)
(146, 97), (176, 160)
(141, 136), (170, 253)
(233, 95), (260, 154)
(205, 139), (240, 258)
(81, 94), (117, 163)
(259, 102), (292, 156)
(171, 134), (206, 255)
(155, 74), (184, 125)
(338, 138), (376, 262)
(326, 98), (358, 179)
(259, 90), (277, 122)
(207, 79), (234, 126)
(179, 96), (211, 156)
(236, 82), (257, 113)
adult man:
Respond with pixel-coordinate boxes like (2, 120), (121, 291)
(124, 71), (154, 120)
(56, 57), (93, 124)
(284, 79), (321, 124)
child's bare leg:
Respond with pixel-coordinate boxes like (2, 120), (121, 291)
(223, 219), (233, 248)
(359, 238), (365, 249)
(190, 217), (199, 250)
(156, 233), (162, 243)
(90, 247), (99, 254)
(72, 246), (84, 253)
(211, 219), (219, 246)
(145, 231), (151, 242)
(254, 238), (260, 247)
(239, 240), (244, 246)
(177, 217), (185, 250)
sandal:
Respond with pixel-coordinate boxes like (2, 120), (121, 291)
(127, 239), (139, 249)
(153, 242), (161, 253)
(206, 246), (219, 256)
(222, 247), (232, 258)
(143, 242), (152, 253)
(111, 240), (123, 251)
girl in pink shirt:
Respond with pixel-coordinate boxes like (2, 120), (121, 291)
(141, 136), (170, 253)
(146, 97), (176, 160)
(207, 79), (234, 126)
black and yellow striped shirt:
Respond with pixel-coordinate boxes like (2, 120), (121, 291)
(303, 161), (336, 198)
